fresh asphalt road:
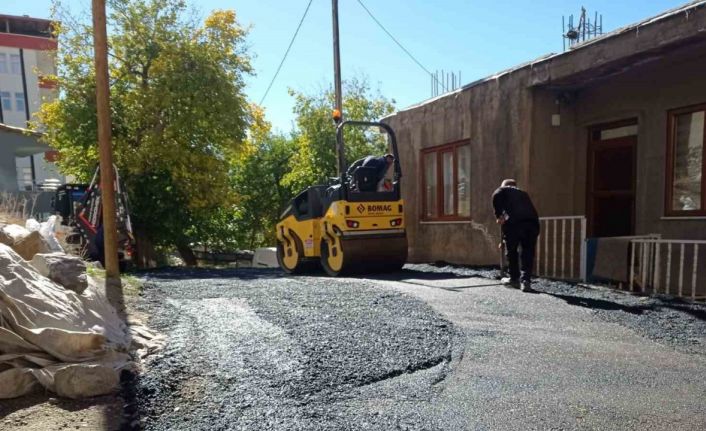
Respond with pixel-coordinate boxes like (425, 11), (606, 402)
(131, 265), (706, 430)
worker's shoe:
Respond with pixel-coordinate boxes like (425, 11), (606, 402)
(501, 277), (520, 289)
(520, 281), (536, 293)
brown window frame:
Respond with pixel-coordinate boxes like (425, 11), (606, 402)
(420, 140), (471, 221)
(665, 103), (706, 217)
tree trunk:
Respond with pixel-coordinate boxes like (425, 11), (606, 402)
(176, 243), (198, 267)
(134, 228), (158, 269)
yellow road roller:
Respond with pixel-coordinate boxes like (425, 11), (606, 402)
(275, 121), (407, 276)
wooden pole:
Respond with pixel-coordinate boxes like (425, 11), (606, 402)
(331, 0), (344, 176)
(91, 0), (120, 285)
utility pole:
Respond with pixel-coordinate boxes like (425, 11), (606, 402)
(91, 0), (121, 290)
(331, 0), (345, 176)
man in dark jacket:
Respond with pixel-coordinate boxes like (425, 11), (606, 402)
(347, 154), (395, 191)
(492, 179), (540, 292)
(348, 154), (394, 178)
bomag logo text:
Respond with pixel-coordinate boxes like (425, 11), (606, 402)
(367, 204), (392, 212)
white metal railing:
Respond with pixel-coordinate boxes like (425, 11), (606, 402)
(536, 216), (587, 281)
(630, 238), (706, 301)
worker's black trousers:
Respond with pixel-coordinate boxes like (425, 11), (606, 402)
(503, 221), (540, 283)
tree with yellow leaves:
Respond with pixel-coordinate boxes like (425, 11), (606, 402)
(36, 0), (252, 264)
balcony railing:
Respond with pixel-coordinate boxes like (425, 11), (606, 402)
(536, 216), (587, 281)
(630, 238), (706, 301)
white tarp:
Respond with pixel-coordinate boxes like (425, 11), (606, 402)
(0, 243), (132, 399)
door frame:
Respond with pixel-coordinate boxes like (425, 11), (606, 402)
(586, 118), (638, 237)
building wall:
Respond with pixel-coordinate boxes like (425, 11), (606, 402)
(528, 89), (579, 218)
(0, 132), (18, 191)
(0, 45), (28, 126)
(385, 69), (533, 265)
(531, 44), (706, 240)
(387, 38), (706, 265)
(0, 32), (62, 190)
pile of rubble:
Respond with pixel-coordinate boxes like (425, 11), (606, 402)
(0, 222), (153, 400)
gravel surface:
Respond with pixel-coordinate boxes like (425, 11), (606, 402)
(125, 264), (706, 430)
(387, 264), (706, 430)
(407, 263), (706, 355)
(130, 268), (458, 430)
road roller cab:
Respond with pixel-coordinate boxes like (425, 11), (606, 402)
(276, 121), (407, 276)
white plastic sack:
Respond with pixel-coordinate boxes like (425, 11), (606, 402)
(25, 218), (40, 232)
(0, 224), (30, 246)
(39, 216), (63, 252)
(0, 244), (131, 399)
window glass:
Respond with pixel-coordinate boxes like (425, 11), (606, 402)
(423, 152), (437, 218)
(10, 54), (21, 74)
(15, 92), (26, 113)
(457, 145), (471, 217)
(1, 91), (11, 111)
(421, 142), (472, 220)
(20, 167), (33, 190)
(672, 110), (704, 211)
(442, 151), (454, 215)
(0, 53), (7, 73)
(600, 124), (638, 140)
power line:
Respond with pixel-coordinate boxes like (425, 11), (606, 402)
(259, 0), (314, 105)
(355, 0), (447, 93)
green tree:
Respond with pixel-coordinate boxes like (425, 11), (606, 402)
(205, 79), (395, 251)
(282, 78), (395, 193)
(36, 0), (252, 264)
(195, 106), (296, 251)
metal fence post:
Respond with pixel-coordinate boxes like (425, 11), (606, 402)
(629, 240), (635, 291)
(692, 244), (699, 302)
(580, 218), (587, 282)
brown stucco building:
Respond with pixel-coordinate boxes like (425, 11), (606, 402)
(385, 1), (706, 295)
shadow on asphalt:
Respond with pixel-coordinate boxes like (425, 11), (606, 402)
(134, 267), (284, 281)
(660, 303), (706, 322)
(358, 268), (505, 291)
(543, 291), (706, 321)
(354, 269), (486, 287)
(543, 292), (652, 315)
(360, 268), (476, 281)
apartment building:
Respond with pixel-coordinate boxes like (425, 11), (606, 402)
(0, 13), (63, 191)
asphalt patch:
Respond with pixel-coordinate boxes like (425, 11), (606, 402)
(407, 263), (706, 355)
(130, 268), (458, 430)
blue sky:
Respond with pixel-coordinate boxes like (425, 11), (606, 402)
(5, 0), (688, 131)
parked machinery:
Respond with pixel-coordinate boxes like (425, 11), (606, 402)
(54, 165), (135, 271)
(276, 121), (407, 276)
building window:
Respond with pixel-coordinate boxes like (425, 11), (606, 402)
(0, 53), (7, 73)
(666, 104), (706, 215)
(1, 92), (11, 111)
(423, 152), (438, 218)
(10, 54), (21, 75)
(15, 92), (26, 113)
(20, 167), (33, 191)
(421, 141), (471, 220)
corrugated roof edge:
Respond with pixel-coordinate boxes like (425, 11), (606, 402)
(0, 123), (43, 137)
(0, 14), (54, 25)
(383, 0), (706, 119)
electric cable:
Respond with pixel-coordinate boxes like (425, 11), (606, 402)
(355, 0), (447, 92)
(259, 0), (314, 105)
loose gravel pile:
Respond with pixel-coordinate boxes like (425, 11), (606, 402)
(129, 268), (457, 430)
(407, 263), (706, 355)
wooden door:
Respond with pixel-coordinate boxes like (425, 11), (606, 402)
(587, 124), (637, 237)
